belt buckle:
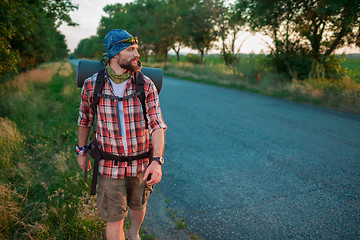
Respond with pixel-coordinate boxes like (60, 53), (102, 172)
(127, 156), (132, 167)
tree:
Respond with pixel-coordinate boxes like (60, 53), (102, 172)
(216, 1), (244, 66)
(183, 0), (220, 64)
(0, 0), (77, 79)
(97, 1), (154, 61)
(97, 0), (188, 64)
(98, 3), (132, 39)
(235, 0), (360, 78)
(74, 36), (103, 59)
(151, 0), (181, 64)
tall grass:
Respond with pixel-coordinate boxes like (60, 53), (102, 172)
(286, 59), (360, 111)
(149, 55), (360, 114)
(0, 62), (106, 239)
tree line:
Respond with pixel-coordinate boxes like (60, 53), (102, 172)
(0, 0), (77, 82)
(74, 0), (359, 80)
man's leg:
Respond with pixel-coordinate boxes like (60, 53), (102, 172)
(127, 207), (147, 239)
(106, 219), (125, 240)
(98, 175), (128, 240)
(126, 172), (153, 240)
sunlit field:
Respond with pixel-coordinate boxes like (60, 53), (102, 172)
(146, 54), (360, 114)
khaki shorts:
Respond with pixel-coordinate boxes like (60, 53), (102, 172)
(97, 172), (153, 222)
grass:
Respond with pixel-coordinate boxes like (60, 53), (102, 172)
(190, 234), (204, 240)
(0, 61), (108, 239)
(166, 206), (188, 230)
(342, 58), (360, 84)
(146, 54), (360, 114)
(175, 218), (187, 230)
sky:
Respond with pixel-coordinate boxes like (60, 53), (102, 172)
(59, 0), (359, 55)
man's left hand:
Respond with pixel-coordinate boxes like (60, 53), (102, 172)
(143, 161), (162, 185)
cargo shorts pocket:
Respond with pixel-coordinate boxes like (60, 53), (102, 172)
(97, 176), (128, 222)
(142, 184), (153, 205)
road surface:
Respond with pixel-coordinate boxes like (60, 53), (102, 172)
(144, 76), (360, 240)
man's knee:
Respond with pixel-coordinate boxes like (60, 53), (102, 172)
(107, 219), (124, 228)
(106, 220), (125, 240)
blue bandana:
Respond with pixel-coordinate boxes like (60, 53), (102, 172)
(103, 29), (135, 60)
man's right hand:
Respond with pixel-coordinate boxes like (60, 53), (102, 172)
(77, 155), (91, 171)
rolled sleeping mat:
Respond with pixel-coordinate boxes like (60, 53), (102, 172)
(76, 59), (163, 93)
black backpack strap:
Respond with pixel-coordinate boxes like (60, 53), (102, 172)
(135, 71), (148, 129)
(91, 69), (105, 110)
(91, 69), (149, 128)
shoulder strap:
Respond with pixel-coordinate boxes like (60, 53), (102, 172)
(91, 69), (149, 129)
(135, 71), (148, 129)
(92, 69), (105, 110)
(88, 69), (105, 141)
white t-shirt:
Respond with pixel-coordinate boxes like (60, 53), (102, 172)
(110, 79), (128, 155)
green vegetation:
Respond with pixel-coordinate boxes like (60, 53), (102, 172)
(0, 0), (77, 82)
(190, 234), (204, 240)
(2, 0), (359, 104)
(72, 0), (359, 113)
(234, 0), (360, 78)
(175, 218), (187, 230)
(74, 0), (359, 81)
(166, 206), (188, 230)
(341, 57), (360, 84)
(0, 62), (103, 239)
(148, 54), (360, 114)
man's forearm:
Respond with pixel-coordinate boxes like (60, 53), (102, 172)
(151, 128), (165, 157)
(78, 126), (91, 147)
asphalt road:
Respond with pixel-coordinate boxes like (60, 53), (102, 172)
(144, 76), (360, 240)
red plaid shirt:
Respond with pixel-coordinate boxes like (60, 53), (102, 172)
(78, 70), (167, 179)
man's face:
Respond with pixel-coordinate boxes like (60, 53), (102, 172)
(117, 44), (140, 73)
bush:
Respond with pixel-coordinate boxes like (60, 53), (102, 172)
(186, 54), (202, 64)
(269, 53), (313, 80)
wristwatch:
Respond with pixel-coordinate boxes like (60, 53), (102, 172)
(152, 157), (164, 165)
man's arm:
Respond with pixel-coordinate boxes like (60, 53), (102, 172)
(143, 128), (165, 185)
(77, 126), (91, 171)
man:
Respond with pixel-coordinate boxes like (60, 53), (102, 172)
(76, 29), (167, 240)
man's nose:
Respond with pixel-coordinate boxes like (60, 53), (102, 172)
(134, 49), (140, 58)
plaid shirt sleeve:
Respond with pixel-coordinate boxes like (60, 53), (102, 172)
(144, 75), (167, 134)
(78, 74), (96, 127)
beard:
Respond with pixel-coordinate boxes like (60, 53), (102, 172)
(117, 56), (139, 73)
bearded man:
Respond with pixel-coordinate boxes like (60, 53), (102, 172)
(76, 29), (167, 240)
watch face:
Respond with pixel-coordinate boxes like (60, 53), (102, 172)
(154, 157), (164, 165)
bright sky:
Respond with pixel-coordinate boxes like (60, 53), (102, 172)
(59, 0), (359, 55)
